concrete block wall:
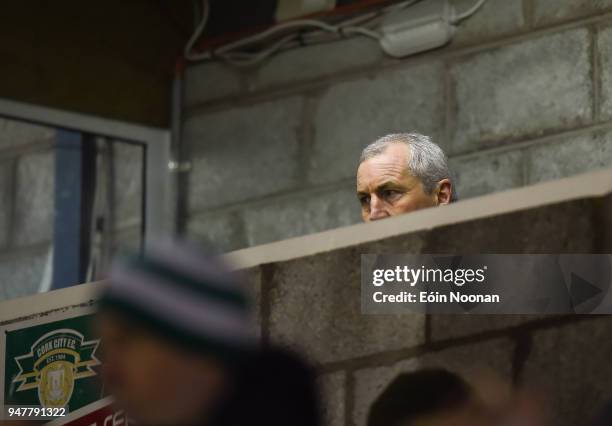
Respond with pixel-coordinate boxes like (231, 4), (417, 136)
(184, 0), (612, 252)
(239, 190), (612, 426)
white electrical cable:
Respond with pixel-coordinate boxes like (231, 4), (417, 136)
(222, 34), (298, 66)
(217, 19), (340, 52)
(184, 0), (211, 61)
(219, 19), (380, 51)
(216, 22), (382, 65)
(183, 0), (423, 66)
(453, 0), (487, 22)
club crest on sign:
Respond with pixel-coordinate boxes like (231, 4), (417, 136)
(12, 329), (100, 408)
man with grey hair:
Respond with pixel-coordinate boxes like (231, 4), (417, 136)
(356, 133), (453, 222)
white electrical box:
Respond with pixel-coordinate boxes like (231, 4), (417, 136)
(379, 0), (456, 58)
(276, 0), (337, 22)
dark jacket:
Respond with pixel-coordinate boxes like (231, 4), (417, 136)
(212, 346), (321, 426)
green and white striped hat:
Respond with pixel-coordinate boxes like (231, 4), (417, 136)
(100, 239), (257, 363)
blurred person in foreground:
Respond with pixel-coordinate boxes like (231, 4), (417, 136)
(368, 369), (481, 426)
(357, 133), (454, 222)
(97, 239), (320, 426)
(368, 368), (549, 426)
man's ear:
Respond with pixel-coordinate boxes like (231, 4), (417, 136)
(436, 179), (452, 205)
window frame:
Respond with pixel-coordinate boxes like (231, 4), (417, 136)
(0, 97), (175, 256)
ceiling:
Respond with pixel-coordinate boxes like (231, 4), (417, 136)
(0, 0), (390, 127)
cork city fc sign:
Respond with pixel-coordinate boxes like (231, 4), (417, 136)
(2, 313), (104, 414)
(13, 328), (100, 408)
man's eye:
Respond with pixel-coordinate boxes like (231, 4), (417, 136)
(359, 195), (370, 206)
(382, 190), (403, 201)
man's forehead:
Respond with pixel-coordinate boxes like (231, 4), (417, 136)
(357, 144), (412, 188)
(377, 142), (411, 159)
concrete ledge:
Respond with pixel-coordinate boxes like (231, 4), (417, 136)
(224, 167), (612, 269)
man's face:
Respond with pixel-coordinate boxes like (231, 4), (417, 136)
(356, 144), (450, 222)
(98, 313), (230, 425)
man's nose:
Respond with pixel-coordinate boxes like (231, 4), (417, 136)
(369, 195), (388, 221)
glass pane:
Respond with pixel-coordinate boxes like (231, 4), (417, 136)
(89, 138), (145, 279)
(0, 118), (145, 302)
